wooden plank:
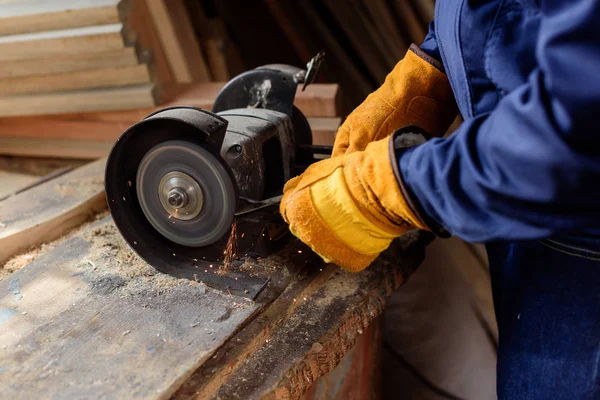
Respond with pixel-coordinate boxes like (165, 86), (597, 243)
(320, 0), (389, 82)
(309, 117), (340, 146)
(302, 318), (382, 399)
(0, 0), (128, 36)
(392, 0), (427, 44)
(174, 230), (432, 399)
(0, 158), (107, 265)
(183, 2), (231, 81)
(293, 0), (374, 110)
(0, 138), (114, 159)
(145, 0), (211, 82)
(360, 0), (409, 61)
(0, 23), (129, 61)
(0, 118), (338, 159)
(0, 48), (140, 79)
(263, 0), (314, 63)
(127, 0), (174, 84)
(0, 84), (157, 117)
(411, 0), (435, 25)
(0, 0), (123, 18)
(0, 64), (151, 95)
(0, 81), (337, 120)
(0, 217), (262, 399)
(0, 171), (37, 199)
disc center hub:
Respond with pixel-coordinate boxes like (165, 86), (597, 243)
(158, 171), (204, 220)
(167, 188), (187, 208)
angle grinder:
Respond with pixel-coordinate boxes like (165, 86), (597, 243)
(105, 53), (329, 299)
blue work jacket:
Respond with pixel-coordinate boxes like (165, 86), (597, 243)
(398, 0), (600, 242)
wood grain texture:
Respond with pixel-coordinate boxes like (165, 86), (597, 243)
(0, 158), (107, 265)
(0, 64), (151, 95)
(0, 0), (127, 36)
(0, 48), (140, 79)
(127, 0), (174, 84)
(145, 0), (211, 82)
(0, 24), (128, 61)
(301, 318), (382, 399)
(0, 218), (262, 399)
(174, 230), (432, 399)
(0, 138), (114, 159)
(0, 171), (37, 199)
(0, 84), (157, 117)
(321, 0), (389, 82)
(392, 0), (427, 44)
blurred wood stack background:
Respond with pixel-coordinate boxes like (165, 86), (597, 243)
(0, 0), (432, 160)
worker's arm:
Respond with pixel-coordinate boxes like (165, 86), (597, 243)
(398, 0), (600, 242)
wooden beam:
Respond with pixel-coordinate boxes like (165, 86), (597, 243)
(175, 231), (432, 399)
(0, 64), (151, 95)
(0, 24), (129, 61)
(0, 158), (107, 265)
(0, 48), (141, 79)
(0, 217), (263, 399)
(127, 0), (173, 84)
(0, 0), (128, 36)
(0, 171), (37, 200)
(0, 84), (157, 117)
(145, 0), (211, 82)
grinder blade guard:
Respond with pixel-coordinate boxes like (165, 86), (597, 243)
(105, 54), (325, 299)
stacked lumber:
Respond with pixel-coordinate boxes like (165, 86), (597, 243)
(0, 83), (342, 159)
(0, 0), (159, 116)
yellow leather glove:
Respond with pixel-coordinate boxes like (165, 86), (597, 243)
(280, 133), (426, 272)
(332, 44), (457, 157)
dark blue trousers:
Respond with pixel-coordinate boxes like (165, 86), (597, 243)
(487, 236), (600, 399)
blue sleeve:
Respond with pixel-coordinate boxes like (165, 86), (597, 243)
(397, 0), (600, 242)
(419, 21), (442, 63)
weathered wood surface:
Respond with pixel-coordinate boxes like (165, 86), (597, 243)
(0, 219), (428, 400)
(0, 158), (107, 265)
(174, 230), (431, 400)
(0, 171), (37, 200)
(0, 218), (264, 400)
(301, 317), (383, 399)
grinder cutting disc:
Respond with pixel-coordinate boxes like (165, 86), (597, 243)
(105, 107), (271, 299)
(136, 140), (236, 247)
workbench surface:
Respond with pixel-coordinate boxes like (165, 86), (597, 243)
(0, 158), (430, 400)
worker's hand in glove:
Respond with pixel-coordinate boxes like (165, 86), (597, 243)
(332, 44), (457, 157)
(280, 131), (428, 272)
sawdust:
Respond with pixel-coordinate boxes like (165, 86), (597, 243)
(0, 156), (86, 176)
(78, 220), (211, 297)
(0, 242), (58, 281)
(0, 211), (109, 281)
(55, 176), (104, 197)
